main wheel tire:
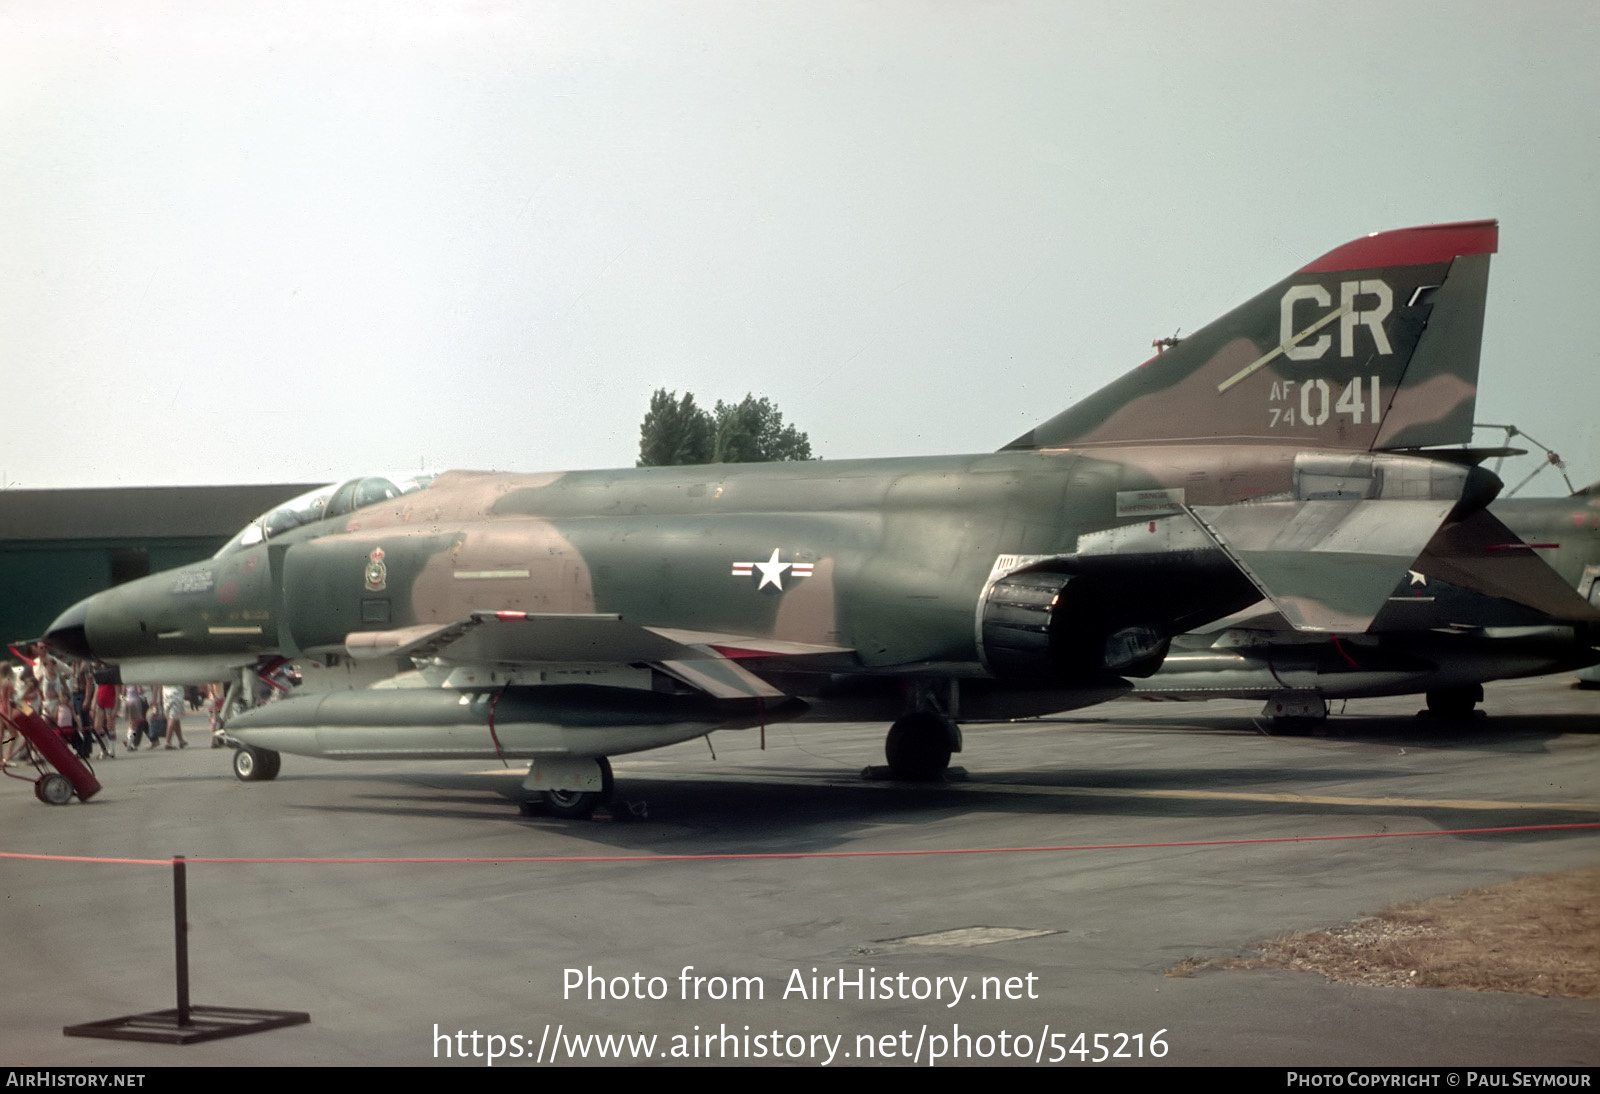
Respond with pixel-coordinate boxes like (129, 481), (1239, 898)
(542, 787), (601, 820)
(1264, 716), (1319, 737)
(38, 773), (74, 805)
(1426, 685), (1483, 720)
(541, 757), (613, 819)
(233, 745), (282, 782)
(885, 712), (956, 781)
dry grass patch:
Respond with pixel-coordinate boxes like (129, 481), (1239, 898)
(1170, 867), (1600, 999)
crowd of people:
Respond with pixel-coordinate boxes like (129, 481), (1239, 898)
(0, 645), (225, 770)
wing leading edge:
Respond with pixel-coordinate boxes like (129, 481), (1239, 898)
(343, 611), (850, 700)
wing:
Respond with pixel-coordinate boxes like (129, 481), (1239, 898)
(343, 611), (851, 700)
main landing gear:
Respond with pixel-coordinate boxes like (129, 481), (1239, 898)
(1260, 692), (1327, 736)
(520, 757), (613, 819)
(884, 710), (962, 781)
(1423, 684), (1484, 721)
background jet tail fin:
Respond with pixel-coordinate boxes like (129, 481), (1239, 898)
(1373, 508), (1600, 627)
(1004, 220), (1498, 452)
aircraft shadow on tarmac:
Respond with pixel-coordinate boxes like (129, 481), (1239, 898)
(264, 725), (1599, 856)
(1044, 709), (1600, 752)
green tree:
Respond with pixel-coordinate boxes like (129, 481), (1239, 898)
(712, 395), (813, 463)
(637, 389), (714, 467)
(638, 390), (814, 466)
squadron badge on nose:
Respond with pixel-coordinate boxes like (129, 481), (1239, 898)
(365, 547), (387, 592)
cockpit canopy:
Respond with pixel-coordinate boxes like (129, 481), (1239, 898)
(215, 473), (437, 557)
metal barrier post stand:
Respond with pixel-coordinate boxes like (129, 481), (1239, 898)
(63, 855), (309, 1044)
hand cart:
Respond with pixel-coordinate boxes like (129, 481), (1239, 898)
(1, 708), (103, 804)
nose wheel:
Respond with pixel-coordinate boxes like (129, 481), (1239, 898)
(232, 745), (282, 782)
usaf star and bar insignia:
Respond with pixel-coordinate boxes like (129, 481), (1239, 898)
(731, 548), (814, 591)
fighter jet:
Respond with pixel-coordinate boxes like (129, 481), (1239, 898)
(47, 219), (1592, 817)
(1129, 481), (1600, 724)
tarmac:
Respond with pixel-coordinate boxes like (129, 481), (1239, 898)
(2, 673), (1597, 1068)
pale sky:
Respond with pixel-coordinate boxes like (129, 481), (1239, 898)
(2, 1), (1596, 494)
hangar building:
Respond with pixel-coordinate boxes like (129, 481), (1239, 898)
(0, 484), (317, 647)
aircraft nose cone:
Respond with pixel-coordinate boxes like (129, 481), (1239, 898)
(43, 595), (96, 660)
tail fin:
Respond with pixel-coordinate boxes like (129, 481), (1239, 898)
(1004, 220), (1498, 452)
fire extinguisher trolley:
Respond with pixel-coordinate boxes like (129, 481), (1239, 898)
(1, 707), (103, 804)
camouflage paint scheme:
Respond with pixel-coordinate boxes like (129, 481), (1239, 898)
(1130, 485), (1600, 717)
(44, 220), (1598, 811)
